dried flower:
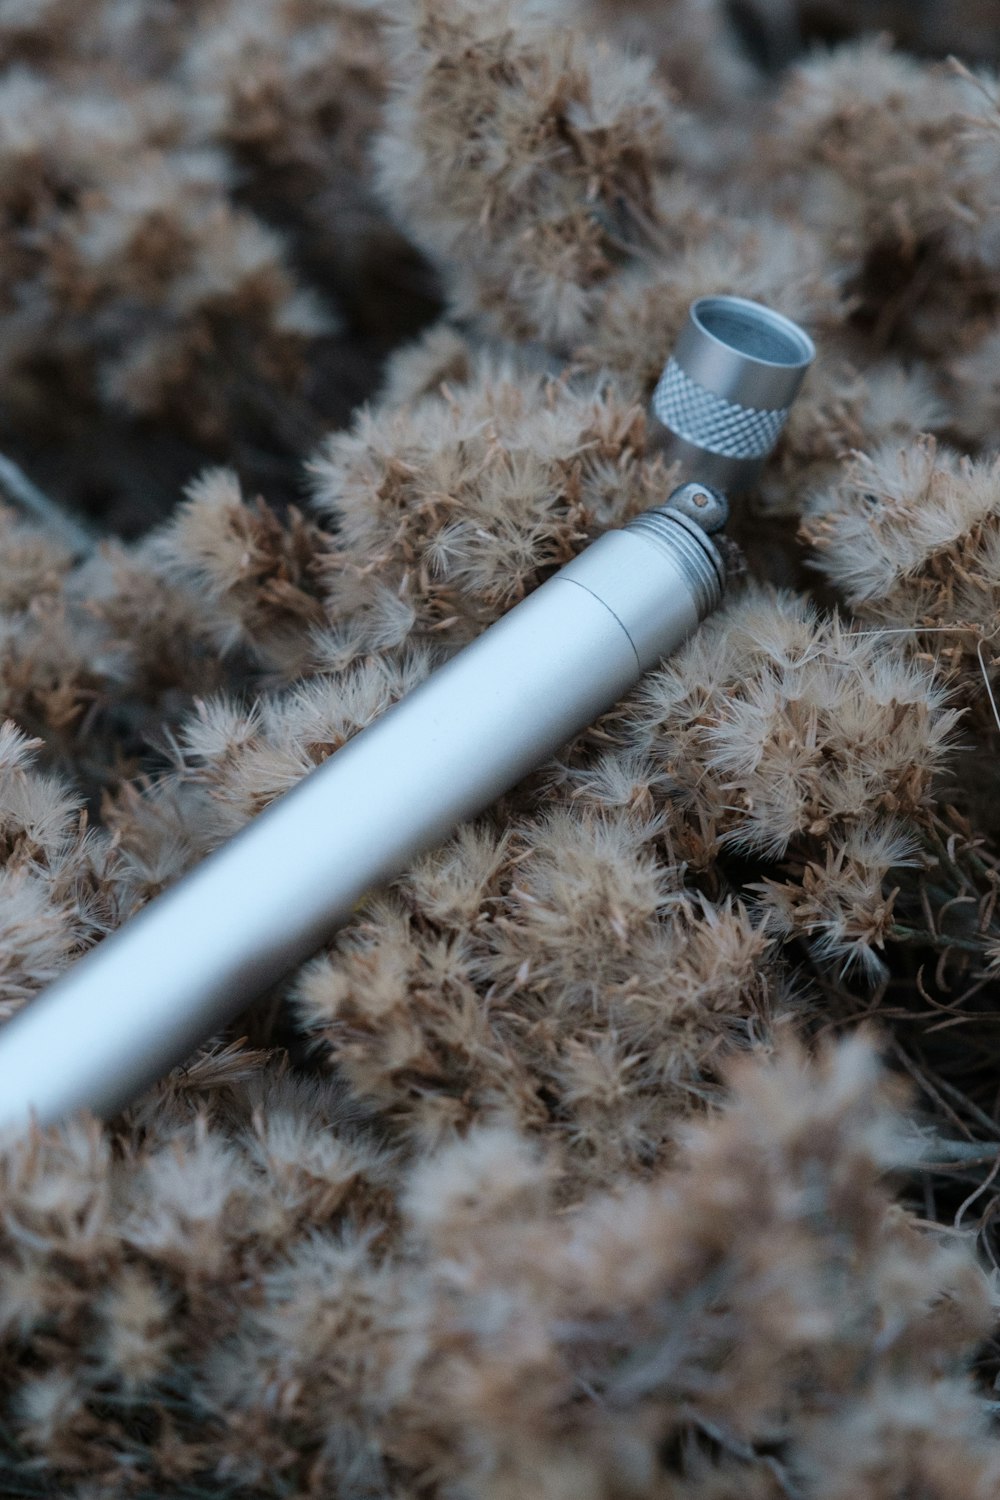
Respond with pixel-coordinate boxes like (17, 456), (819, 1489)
(618, 586), (957, 969)
(375, 0), (681, 344)
(150, 468), (331, 677)
(803, 437), (1000, 711)
(311, 361), (672, 655)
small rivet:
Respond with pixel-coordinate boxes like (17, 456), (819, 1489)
(664, 481), (729, 534)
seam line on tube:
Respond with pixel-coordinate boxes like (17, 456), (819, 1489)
(552, 577), (642, 673)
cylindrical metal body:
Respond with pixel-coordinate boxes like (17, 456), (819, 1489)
(0, 509), (723, 1132)
(652, 295), (815, 495)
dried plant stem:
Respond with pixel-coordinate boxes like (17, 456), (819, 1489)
(0, 451), (95, 556)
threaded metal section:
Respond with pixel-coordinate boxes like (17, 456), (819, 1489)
(624, 507), (725, 620)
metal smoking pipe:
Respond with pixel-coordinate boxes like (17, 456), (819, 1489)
(0, 297), (814, 1132)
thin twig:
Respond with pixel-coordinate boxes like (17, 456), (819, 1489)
(917, 1139), (1000, 1166)
(890, 925), (987, 955)
(954, 1153), (1000, 1230)
(0, 451), (95, 557)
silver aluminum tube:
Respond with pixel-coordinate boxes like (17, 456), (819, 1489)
(0, 506), (724, 1132)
